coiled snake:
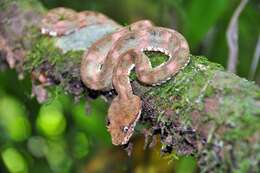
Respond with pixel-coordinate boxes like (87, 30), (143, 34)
(41, 7), (190, 145)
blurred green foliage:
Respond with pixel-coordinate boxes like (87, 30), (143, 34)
(1, 0), (259, 172)
(0, 96), (31, 141)
(36, 100), (66, 137)
(1, 147), (28, 173)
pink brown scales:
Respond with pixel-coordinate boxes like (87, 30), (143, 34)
(40, 7), (121, 36)
(40, 8), (190, 146)
(81, 25), (190, 145)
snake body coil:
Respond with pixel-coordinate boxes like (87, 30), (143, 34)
(41, 7), (190, 145)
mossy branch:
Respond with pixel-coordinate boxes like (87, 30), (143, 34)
(0, 1), (259, 172)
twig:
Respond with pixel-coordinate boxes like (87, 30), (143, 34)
(226, 0), (249, 73)
(249, 34), (260, 80)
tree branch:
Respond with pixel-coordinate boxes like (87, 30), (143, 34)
(0, 1), (259, 172)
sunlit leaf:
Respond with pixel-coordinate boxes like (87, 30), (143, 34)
(183, 0), (229, 48)
(0, 96), (31, 141)
(36, 101), (66, 137)
(1, 148), (28, 173)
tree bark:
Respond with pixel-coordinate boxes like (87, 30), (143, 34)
(0, 0), (259, 172)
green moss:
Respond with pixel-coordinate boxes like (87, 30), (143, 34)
(25, 36), (83, 72)
(153, 59), (260, 172)
(201, 78), (260, 173)
(129, 51), (171, 80)
(146, 55), (224, 124)
(145, 51), (169, 67)
(140, 54), (259, 172)
(25, 29), (260, 172)
(18, 0), (45, 12)
(0, 0), (45, 12)
(209, 72), (260, 142)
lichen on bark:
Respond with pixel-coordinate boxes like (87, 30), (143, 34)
(142, 55), (260, 172)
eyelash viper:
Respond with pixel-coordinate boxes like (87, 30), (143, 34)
(40, 7), (190, 146)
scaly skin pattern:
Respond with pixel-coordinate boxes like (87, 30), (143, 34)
(77, 11), (120, 29)
(40, 7), (121, 36)
(41, 8), (190, 146)
(107, 27), (189, 145)
(80, 20), (154, 90)
(81, 26), (190, 145)
(41, 7), (78, 36)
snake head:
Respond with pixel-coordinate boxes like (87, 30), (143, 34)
(107, 95), (142, 145)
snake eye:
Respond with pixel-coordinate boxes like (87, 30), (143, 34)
(106, 118), (110, 126)
(123, 126), (129, 133)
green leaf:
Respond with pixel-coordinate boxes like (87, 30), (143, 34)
(183, 0), (229, 47)
(2, 148), (28, 173)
